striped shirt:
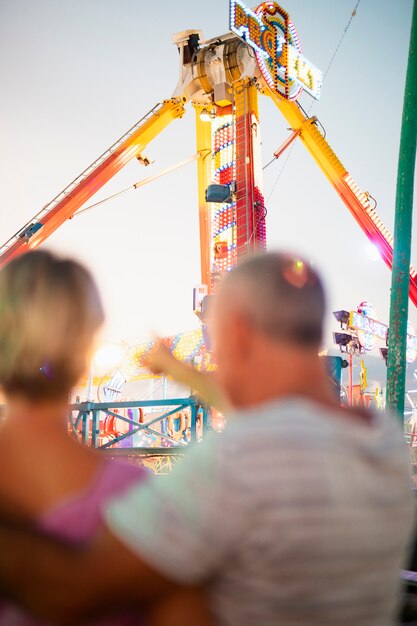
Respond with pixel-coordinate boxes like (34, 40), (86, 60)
(105, 397), (415, 626)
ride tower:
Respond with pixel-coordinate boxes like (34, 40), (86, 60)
(172, 1), (319, 296)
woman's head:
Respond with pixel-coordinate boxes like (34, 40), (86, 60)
(0, 250), (104, 402)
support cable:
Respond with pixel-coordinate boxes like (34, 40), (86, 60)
(75, 153), (200, 217)
(264, 0), (362, 199)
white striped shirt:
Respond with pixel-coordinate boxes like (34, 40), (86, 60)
(105, 397), (415, 625)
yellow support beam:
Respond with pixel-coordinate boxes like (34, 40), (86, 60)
(264, 90), (347, 182)
(194, 106), (213, 288)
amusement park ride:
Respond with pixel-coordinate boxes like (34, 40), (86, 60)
(1, 1), (416, 452)
(1, 0), (417, 301)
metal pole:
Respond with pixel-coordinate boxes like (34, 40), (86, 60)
(86, 362), (94, 401)
(349, 353), (353, 406)
(387, 0), (417, 418)
(190, 402), (197, 443)
(91, 410), (99, 448)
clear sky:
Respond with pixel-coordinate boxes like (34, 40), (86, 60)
(0, 0), (416, 351)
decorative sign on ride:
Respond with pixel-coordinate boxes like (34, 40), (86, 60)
(230, 0), (322, 101)
(354, 301), (380, 352)
(349, 307), (417, 364)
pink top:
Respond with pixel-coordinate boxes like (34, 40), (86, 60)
(0, 459), (147, 625)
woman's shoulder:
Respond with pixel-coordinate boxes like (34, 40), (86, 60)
(39, 457), (148, 543)
(100, 457), (149, 489)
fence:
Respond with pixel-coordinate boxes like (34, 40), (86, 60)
(69, 396), (209, 451)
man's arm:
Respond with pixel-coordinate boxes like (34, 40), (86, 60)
(0, 521), (179, 624)
(143, 341), (230, 412)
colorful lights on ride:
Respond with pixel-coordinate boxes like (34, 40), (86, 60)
(350, 311), (387, 344)
(248, 110), (267, 252)
(354, 301), (379, 352)
(406, 321), (417, 364)
(230, 0), (322, 101)
(113, 328), (215, 383)
(348, 305), (417, 364)
(210, 113), (237, 286)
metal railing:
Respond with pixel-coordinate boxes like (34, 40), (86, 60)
(69, 397), (209, 452)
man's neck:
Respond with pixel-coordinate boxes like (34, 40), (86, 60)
(231, 348), (339, 411)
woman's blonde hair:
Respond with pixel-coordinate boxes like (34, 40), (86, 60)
(0, 250), (104, 400)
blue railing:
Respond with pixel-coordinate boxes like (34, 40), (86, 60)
(69, 397), (209, 453)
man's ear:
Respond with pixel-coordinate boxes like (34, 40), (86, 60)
(229, 310), (254, 359)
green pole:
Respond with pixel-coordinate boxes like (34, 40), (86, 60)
(386, 0), (417, 419)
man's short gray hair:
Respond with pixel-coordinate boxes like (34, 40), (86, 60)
(219, 252), (326, 347)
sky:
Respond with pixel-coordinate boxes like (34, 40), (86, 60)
(0, 0), (416, 357)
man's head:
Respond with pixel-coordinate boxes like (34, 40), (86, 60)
(210, 252), (326, 407)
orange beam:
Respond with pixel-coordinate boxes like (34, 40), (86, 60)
(273, 128), (300, 159)
(265, 90), (417, 308)
(0, 99), (185, 267)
